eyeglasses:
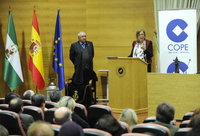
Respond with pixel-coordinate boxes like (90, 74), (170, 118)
(138, 34), (144, 36)
(81, 35), (86, 38)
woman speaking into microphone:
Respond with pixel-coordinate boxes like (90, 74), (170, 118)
(128, 28), (153, 72)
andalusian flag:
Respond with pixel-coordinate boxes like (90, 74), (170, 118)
(28, 10), (45, 91)
(53, 10), (65, 90)
(4, 11), (24, 91)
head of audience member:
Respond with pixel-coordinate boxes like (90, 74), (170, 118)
(119, 108), (138, 131)
(95, 114), (125, 136)
(156, 102), (175, 124)
(78, 31), (86, 43)
(55, 96), (75, 113)
(53, 107), (72, 125)
(23, 90), (35, 100)
(27, 120), (54, 136)
(9, 97), (23, 113)
(0, 124), (9, 136)
(186, 115), (200, 136)
(187, 108), (200, 127)
(58, 121), (84, 136)
(50, 91), (63, 103)
(31, 93), (46, 111)
(4, 92), (20, 104)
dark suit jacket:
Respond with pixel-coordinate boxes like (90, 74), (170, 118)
(72, 112), (90, 128)
(18, 113), (34, 133)
(70, 41), (97, 84)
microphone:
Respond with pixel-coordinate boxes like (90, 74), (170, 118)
(185, 59), (191, 74)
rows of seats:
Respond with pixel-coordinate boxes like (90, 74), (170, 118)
(0, 96), (195, 136)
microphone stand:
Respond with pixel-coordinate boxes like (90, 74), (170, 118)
(185, 59), (191, 74)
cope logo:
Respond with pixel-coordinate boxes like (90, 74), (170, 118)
(167, 61), (188, 73)
(166, 19), (188, 42)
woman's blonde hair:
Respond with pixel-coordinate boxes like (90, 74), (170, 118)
(55, 96), (76, 113)
(119, 108), (138, 131)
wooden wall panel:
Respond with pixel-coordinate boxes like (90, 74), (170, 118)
(0, 0), (156, 99)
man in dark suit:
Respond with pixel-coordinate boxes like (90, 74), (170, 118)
(69, 31), (97, 106)
(70, 31), (97, 85)
(9, 97), (34, 133)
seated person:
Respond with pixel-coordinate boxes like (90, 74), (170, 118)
(27, 120), (54, 136)
(23, 90), (35, 100)
(186, 115), (200, 136)
(4, 92), (20, 104)
(118, 108), (138, 131)
(31, 93), (47, 112)
(58, 121), (84, 136)
(55, 96), (90, 128)
(53, 107), (72, 125)
(150, 102), (179, 136)
(50, 91), (63, 103)
(95, 114), (125, 136)
(9, 97), (34, 133)
(187, 107), (200, 127)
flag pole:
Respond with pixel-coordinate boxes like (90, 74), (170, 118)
(9, 5), (11, 11)
(36, 87), (38, 94)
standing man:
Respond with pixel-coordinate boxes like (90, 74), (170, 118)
(70, 31), (97, 85)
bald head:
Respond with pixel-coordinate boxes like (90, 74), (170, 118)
(9, 97), (23, 113)
(54, 107), (71, 125)
(23, 90), (35, 100)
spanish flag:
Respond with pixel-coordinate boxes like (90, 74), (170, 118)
(28, 10), (45, 91)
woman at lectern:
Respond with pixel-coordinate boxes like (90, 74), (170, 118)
(128, 28), (153, 72)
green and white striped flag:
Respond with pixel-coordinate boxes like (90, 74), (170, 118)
(4, 11), (24, 91)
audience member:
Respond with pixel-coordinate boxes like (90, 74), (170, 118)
(50, 91), (63, 102)
(4, 92), (19, 104)
(53, 107), (71, 125)
(58, 121), (84, 136)
(95, 114), (125, 136)
(31, 93), (47, 112)
(150, 102), (179, 136)
(186, 115), (200, 136)
(9, 97), (34, 133)
(119, 108), (138, 131)
(23, 90), (35, 100)
(27, 120), (54, 136)
(55, 96), (90, 128)
(0, 124), (9, 136)
(187, 108), (200, 127)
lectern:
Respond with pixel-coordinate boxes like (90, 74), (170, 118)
(108, 57), (147, 110)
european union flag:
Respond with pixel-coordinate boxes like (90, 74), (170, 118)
(53, 10), (65, 90)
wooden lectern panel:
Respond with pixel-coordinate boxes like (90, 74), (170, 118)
(108, 57), (147, 110)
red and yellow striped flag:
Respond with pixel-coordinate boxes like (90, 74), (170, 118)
(28, 10), (45, 91)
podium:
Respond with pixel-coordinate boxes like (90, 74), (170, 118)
(108, 57), (147, 110)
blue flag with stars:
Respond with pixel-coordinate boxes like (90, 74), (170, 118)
(53, 10), (65, 90)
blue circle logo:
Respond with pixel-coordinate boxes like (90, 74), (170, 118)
(167, 61), (188, 73)
(166, 19), (188, 42)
